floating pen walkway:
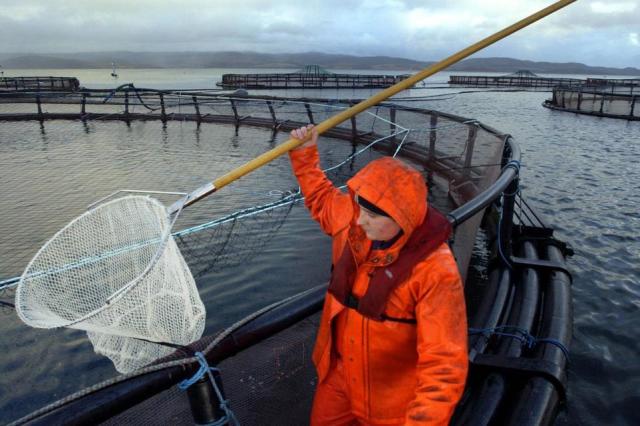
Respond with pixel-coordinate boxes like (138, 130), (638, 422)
(217, 64), (409, 89)
(586, 77), (640, 87)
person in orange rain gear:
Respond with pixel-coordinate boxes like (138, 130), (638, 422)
(288, 125), (468, 426)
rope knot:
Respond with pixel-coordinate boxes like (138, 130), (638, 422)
(177, 352), (240, 425)
(469, 325), (570, 363)
(178, 351), (211, 390)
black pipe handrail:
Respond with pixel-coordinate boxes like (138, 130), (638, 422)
(448, 137), (521, 227)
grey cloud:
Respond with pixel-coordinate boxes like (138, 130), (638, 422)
(0, 0), (638, 68)
(543, 1), (640, 30)
(262, 21), (307, 36)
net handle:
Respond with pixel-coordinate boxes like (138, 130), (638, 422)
(169, 0), (576, 215)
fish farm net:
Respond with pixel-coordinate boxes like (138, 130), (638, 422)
(101, 310), (321, 426)
(1, 89), (505, 291)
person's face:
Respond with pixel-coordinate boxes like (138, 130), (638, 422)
(356, 206), (402, 242)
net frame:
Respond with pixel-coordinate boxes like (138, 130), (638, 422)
(15, 195), (206, 373)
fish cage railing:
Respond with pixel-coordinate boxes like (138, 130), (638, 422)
(448, 75), (584, 88)
(0, 76), (80, 92)
(545, 84), (640, 120)
(0, 87), (507, 282)
(585, 77), (640, 88)
(555, 82), (638, 96)
(218, 72), (407, 89)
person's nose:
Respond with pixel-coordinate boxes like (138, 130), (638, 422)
(356, 210), (367, 227)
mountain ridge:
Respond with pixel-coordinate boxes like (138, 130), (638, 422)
(1, 52), (638, 76)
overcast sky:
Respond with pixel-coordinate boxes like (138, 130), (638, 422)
(1, 0), (639, 68)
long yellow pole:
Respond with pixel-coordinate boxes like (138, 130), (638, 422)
(176, 0), (575, 211)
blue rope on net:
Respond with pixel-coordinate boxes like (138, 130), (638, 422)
(469, 326), (570, 362)
(178, 352), (239, 426)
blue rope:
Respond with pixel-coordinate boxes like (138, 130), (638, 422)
(536, 337), (571, 361)
(504, 159), (521, 173)
(178, 352), (239, 426)
(469, 326), (570, 363)
(178, 351), (211, 390)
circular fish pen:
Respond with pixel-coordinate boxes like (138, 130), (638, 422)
(218, 65), (409, 89)
(543, 83), (640, 121)
(448, 71), (583, 90)
(0, 87), (572, 425)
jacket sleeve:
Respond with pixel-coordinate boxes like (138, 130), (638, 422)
(289, 145), (352, 236)
(406, 249), (469, 425)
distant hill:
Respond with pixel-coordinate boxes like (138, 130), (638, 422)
(450, 57), (640, 76)
(1, 51), (639, 76)
(1, 54), (95, 69)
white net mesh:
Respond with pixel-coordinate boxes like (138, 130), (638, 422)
(15, 196), (206, 373)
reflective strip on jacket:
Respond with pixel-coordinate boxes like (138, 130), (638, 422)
(289, 145), (468, 425)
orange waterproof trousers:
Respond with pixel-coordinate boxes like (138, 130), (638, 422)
(311, 358), (404, 426)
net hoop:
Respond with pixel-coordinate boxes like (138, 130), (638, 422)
(15, 195), (185, 330)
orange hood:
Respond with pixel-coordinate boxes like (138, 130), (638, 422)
(347, 157), (427, 238)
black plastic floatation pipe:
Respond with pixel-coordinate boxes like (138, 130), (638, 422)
(477, 241), (541, 425)
(186, 372), (226, 425)
(455, 225), (572, 426)
(505, 244), (572, 426)
(454, 256), (522, 425)
(467, 268), (508, 359)
(452, 265), (512, 426)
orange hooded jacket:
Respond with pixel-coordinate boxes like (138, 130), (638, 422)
(289, 145), (468, 425)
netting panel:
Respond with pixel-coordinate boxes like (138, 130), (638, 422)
(216, 315), (318, 425)
(101, 312), (321, 426)
(175, 196), (297, 278)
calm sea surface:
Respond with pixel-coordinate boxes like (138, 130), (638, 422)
(0, 69), (639, 425)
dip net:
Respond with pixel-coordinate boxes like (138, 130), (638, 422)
(15, 195), (206, 373)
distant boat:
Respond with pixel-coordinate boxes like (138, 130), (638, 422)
(110, 62), (118, 78)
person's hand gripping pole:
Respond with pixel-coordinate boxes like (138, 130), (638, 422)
(290, 125), (318, 151)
